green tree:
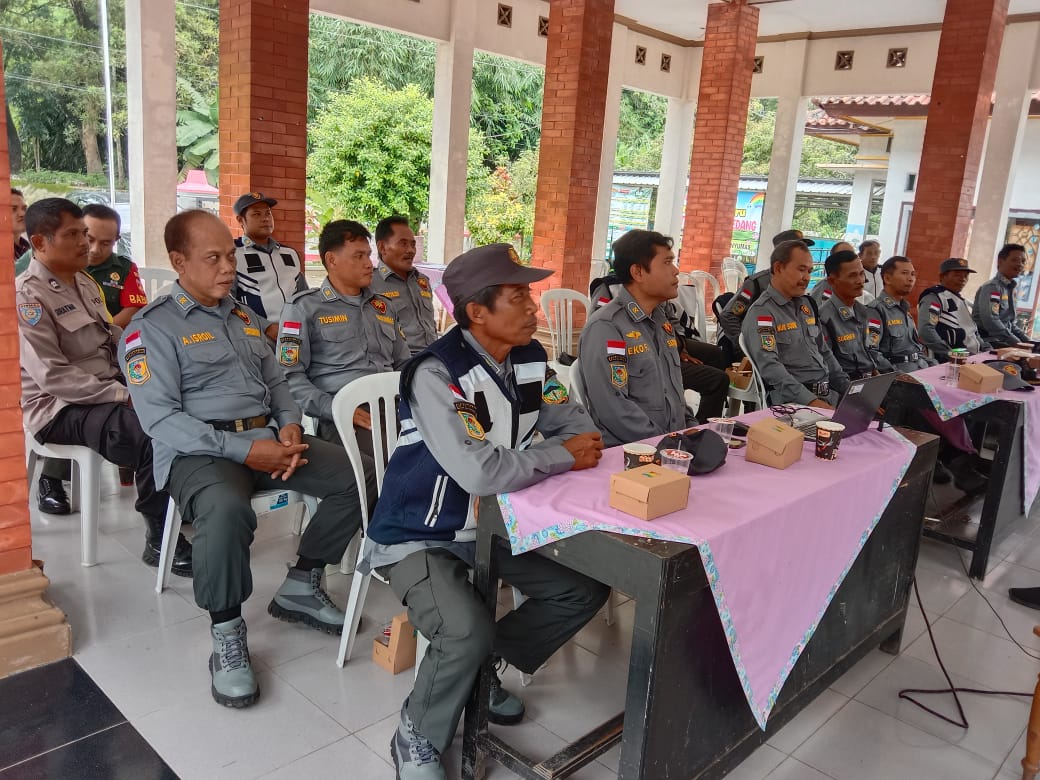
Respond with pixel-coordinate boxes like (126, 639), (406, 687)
(615, 89), (667, 171)
(308, 79), (436, 227)
(466, 145), (539, 257)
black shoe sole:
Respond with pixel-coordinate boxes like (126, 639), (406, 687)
(487, 709), (524, 726)
(38, 502), (71, 515)
(140, 548), (193, 578)
(1009, 592), (1040, 611)
(208, 656), (258, 708)
(267, 599), (344, 635)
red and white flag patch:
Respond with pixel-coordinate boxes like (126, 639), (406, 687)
(606, 340), (626, 356)
(282, 321), (301, 335)
(125, 330), (142, 350)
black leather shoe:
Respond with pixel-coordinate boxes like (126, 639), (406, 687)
(947, 455), (988, 496)
(38, 476), (71, 515)
(931, 461), (952, 485)
(142, 533), (193, 578)
(1009, 587), (1040, 610)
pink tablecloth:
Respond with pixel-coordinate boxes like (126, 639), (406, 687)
(497, 417), (916, 729)
(906, 361), (1040, 510)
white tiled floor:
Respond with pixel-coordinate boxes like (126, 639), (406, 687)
(27, 466), (1040, 779)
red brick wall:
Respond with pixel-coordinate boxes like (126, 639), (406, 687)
(218, 0), (309, 255)
(679, 1), (759, 276)
(0, 42), (32, 576)
(904, 0), (1009, 298)
(531, 0), (615, 302)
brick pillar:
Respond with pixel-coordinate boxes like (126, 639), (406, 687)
(679, 0), (759, 276)
(218, 0), (309, 254)
(0, 42), (31, 578)
(904, 0), (1009, 299)
(531, 0), (614, 297)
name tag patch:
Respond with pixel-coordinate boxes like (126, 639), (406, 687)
(318, 314), (348, 324)
(182, 332), (215, 345)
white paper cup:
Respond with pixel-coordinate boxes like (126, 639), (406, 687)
(660, 448), (693, 474)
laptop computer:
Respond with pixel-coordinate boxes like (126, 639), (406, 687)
(789, 372), (898, 440)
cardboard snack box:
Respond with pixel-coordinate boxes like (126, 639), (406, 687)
(957, 363), (1003, 394)
(726, 358), (754, 391)
(373, 612), (417, 674)
(745, 419), (804, 469)
(609, 466), (690, 520)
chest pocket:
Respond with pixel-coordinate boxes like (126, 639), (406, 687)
(626, 352), (664, 410)
(56, 309), (109, 359)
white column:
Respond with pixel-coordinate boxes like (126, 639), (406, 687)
(877, 119), (925, 256)
(654, 96), (696, 239)
(427, 0), (475, 266)
(124, 0), (177, 269)
(968, 22), (1040, 279)
(842, 172), (874, 246)
(591, 23), (628, 263)
(755, 95), (809, 270)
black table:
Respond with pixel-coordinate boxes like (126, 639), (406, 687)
(885, 378), (1026, 579)
(461, 429), (937, 780)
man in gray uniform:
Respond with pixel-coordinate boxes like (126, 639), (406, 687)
(369, 216), (437, 355)
(819, 250), (892, 378)
(125, 210), (374, 709)
(16, 198), (182, 571)
(867, 256), (937, 372)
(973, 243), (1035, 348)
(579, 230), (699, 444)
(742, 240), (850, 408)
(364, 244), (608, 779)
(278, 220), (410, 449)
(918, 257), (990, 362)
(718, 229), (815, 345)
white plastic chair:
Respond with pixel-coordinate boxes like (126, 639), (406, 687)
(676, 271), (721, 340)
(541, 289), (590, 362)
(137, 267), (178, 300)
(25, 431), (103, 567)
(721, 258), (749, 293)
(569, 358), (586, 406)
(155, 488), (316, 594)
(333, 372), (403, 666)
(730, 333), (769, 414)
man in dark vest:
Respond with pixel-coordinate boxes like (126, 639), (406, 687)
(363, 244), (610, 780)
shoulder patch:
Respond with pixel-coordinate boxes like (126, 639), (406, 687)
(756, 315), (775, 333)
(458, 409), (486, 440)
(542, 377), (569, 404)
(126, 354), (151, 385)
(610, 363), (628, 388)
(370, 298), (388, 315)
(760, 333), (776, 352)
(279, 343), (299, 367)
(17, 302), (42, 326)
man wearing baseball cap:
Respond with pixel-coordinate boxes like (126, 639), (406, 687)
(232, 192), (307, 339)
(362, 243), (609, 779)
(918, 258), (990, 362)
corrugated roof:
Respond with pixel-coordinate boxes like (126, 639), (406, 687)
(613, 172), (858, 196)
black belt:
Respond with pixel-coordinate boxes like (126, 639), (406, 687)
(207, 415), (269, 433)
(803, 380), (829, 398)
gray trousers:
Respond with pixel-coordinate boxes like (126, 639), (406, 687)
(384, 546), (609, 753)
(167, 435), (376, 612)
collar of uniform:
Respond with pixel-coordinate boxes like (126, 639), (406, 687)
(168, 282), (206, 316)
(240, 235), (280, 253)
(376, 262), (402, 281)
(762, 283), (795, 308)
(25, 257), (79, 292)
(319, 277), (377, 305)
(461, 328), (513, 381)
(833, 300), (856, 321)
(88, 253), (122, 273)
(615, 285), (655, 323)
(996, 273), (1016, 289)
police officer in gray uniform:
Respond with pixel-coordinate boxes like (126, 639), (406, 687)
(363, 244), (609, 779)
(742, 240), (850, 407)
(818, 250), (893, 378)
(278, 220), (410, 449)
(369, 216), (437, 355)
(918, 258), (990, 362)
(125, 210), (374, 710)
(973, 243), (1035, 348)
(17, 198), (179, 569)
(579, 230), (696, 445)
(717, 229), (814, 344)
(867, 256), (937, 372)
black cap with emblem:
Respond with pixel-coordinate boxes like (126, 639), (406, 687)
(982, 360), (1035, 391)
(233, 191), (278, 216)
(443, 243), (553, 309)
(939, 258), (977, 274)
(772, 229), (814, 248)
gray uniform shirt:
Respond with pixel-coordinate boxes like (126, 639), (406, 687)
(578, 286), (692, 448)
(364, 329), (596, 570)
(742, 285), (850, 406)
(973, 274), (1029, 347)
(818, 296), (893, 378)
(123, 283), (302, 489)
(718, 268), (770, 342)
(17, 258), (129, 434)
(866, 293), (936, 371)
(367, 263), (437, 355)
(277, 278), (410, 421)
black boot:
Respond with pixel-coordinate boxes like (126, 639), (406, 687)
(142, 516), (193, 577)
(932, 461), (952, 485)
(37, 476), (70, 515)
(947, 454), (988, 496)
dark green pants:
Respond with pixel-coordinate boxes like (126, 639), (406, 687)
(384, 546), (609, 753)
(168, 435), (375, 612)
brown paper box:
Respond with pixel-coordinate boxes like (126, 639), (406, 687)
(726, 357), (754, 390)
(994, 348), (1040, 369)
(745, 419), (804, 469)
(373, 612), (417, 674)
(957, 363), (1003, 394)
(609, 466), (690, 520)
